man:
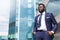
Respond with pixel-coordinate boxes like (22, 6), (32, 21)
(33, 3), (58, 40)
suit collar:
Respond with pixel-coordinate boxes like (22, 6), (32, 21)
(38, 11), (46, 15)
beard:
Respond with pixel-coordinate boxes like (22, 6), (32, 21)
(39, 9), (45, 13)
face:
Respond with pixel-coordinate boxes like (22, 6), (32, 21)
(38, 5), (45, 13)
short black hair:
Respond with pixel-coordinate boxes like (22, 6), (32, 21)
(38, 3), (45, 8)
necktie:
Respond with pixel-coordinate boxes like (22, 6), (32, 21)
(39, 14), (42, 27)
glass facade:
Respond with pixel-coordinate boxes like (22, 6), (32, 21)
(20, 0), (34, 40)
(0, 36), (8, 40)
(8, 0), (18, 40)
(46, 0), (60, 16)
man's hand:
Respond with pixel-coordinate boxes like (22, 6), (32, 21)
(33, 32), (36, 35)
(48, 31), (54, 36)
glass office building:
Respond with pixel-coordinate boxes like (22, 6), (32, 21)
(8, 0), (18, 40)
(1, 36), (8, 40)
(20, 0), (34, 40)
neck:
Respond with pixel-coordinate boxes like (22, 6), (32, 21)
(39, 11), (45, 13)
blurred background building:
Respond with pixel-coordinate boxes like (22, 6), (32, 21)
(20, 0), (34, 40)
(8, 0), (19, 40)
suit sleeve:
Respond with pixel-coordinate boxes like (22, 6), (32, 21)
(33, 17), (37, 32)
(51, 13), (58, 33)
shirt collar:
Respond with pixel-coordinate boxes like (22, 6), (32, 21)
(39, 11), (45, 15)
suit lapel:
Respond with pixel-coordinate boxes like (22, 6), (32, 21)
(45, 13), (47, 28)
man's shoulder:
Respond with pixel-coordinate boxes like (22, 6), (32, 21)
(35, 12), (53, 17)
(46, 12), (52, 14)
(46, 12), (53, 16)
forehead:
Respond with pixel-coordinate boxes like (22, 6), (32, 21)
(39, 5), (44, 7)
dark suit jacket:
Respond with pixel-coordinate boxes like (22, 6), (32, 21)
(33, 13), (58, 33)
